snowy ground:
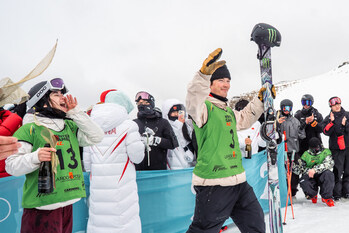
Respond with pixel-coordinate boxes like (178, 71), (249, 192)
(225, 188), (349, 233)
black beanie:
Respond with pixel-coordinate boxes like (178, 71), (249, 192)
(309, 137), (321, 149)
(211, 65), (231, 82)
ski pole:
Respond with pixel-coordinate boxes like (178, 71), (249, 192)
(146, 133), (150, 166)
(283, 150), (295, 224)
(282, 131), (290, 225)
(289, 150), (296, 219)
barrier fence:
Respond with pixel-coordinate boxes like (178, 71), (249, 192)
(0, 143), (286, 233)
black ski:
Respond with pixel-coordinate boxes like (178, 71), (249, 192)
(251, 23), (282, 233)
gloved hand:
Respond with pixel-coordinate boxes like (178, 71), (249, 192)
(144, 127), (155, 136)
(141, 136), (152, 151)
(258, 85), (276, 102)
(200, 48), (226, 75)
(141, 134), (162, 147)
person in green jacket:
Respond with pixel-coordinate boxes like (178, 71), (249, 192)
(186, 48), (274, 233)
(293, 137), (335, 207)
(6, 78), (104, 233)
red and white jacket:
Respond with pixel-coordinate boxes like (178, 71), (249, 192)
(0, 109), (22, 178)
(83, 103), (144, 233)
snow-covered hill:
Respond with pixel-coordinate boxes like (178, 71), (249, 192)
(275, 62), (349, 120)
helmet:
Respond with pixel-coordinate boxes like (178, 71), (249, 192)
(308, 137), (323, 155)
(301, 94), (314, 106)
(280, 99), (293, 109)
(27, 78), (68, 110)
(280, 99), (293, 114)
(251, 23), (281, 48)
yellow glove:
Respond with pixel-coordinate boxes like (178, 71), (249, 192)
(200, 48), (226, 75)
(258, 85), (276, 102)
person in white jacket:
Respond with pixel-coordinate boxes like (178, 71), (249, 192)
(162, 99), (195, 169)
(235, 99), (266, 158)
(6, 78), (104, 233)
(83, 90), (145, 233)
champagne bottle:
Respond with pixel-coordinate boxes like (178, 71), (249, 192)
(245, 136), (252, 159)
(38, 143), (54, 193)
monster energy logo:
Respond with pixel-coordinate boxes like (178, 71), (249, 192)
(268, 28), (277, 42)
(262, 58), (270, 68)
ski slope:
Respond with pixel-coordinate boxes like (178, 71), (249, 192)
(226, 63), (349, 232)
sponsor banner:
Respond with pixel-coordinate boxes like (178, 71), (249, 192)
(0, 144), (286, 232)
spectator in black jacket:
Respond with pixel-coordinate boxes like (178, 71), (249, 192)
(321, 96), (349, 201)
(295, 94), (323, 156)
(134, 91), (178, 170)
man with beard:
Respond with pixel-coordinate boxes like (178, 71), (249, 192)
(322, 96), (349, 201)
(295, 94), (323, 156)
(134, 91), (178, 170)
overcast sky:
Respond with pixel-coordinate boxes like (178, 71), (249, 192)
(1, 0), (348, 110)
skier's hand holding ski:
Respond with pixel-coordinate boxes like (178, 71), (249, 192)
(257, 85), (276, 102)
(200, 48), (226, 75)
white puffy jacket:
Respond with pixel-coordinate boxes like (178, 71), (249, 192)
(83, 103), (144, 233)
(162, 99), (195, 170)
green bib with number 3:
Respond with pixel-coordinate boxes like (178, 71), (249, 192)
(193, 101), (244, 179)
(13, 120), (86, 208)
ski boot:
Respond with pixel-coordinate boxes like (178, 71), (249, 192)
(322, 198), (335, 207)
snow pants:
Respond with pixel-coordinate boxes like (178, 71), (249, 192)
(331, 149), (349, 198)
(299, 170), (335, 199)
(186, 182), (265, 233)
(20, 205), (73, 233)
(286, 152), (300, 196)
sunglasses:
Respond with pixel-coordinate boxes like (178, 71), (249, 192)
(329, 97), (341, 107)
(301, 100), (313, 106)
(282, 106), (292, 112)
(27, 78), (66, 109)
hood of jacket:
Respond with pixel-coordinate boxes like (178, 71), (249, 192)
(90, 103), (128, 132)
(162, 98), (187, 121)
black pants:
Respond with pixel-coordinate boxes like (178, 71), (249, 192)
(186, 182), (265, 233)
(331, 149), (349, 198)
(299, 170), (335, 199)
(286, 152), (300, 196)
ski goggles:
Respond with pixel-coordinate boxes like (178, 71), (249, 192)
(329, 97), (341, 107)
(27, 78), (67, 109)
(135, 91), (152, 102)
(282, 106), (292, 112)
(301, 100), (313, 106)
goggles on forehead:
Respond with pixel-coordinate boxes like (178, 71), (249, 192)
(282, 106), (292, 112)
(27, 78), (66, 109)
(329, 97), (341, 107)
(301, 100), (313, 106)
(135, 91), (151, 102)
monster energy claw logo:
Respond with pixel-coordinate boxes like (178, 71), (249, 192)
(268, 28), (277, 42)
(262, 58), (270, 68)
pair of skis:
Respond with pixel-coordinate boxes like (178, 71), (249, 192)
(251, 23), (283, 233)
